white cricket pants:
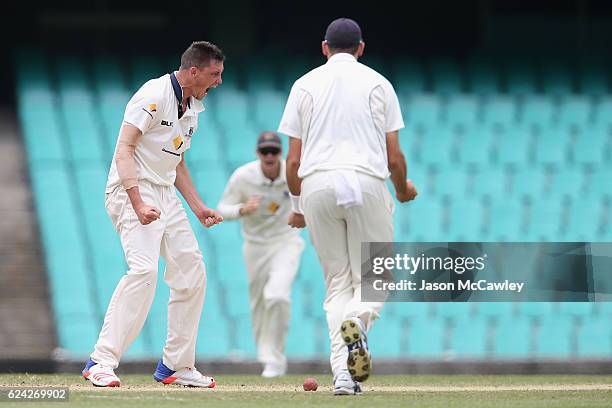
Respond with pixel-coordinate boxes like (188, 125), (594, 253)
(91, 181), (206, 371)
(301, 171), (394, 377)
(243, 235), (304, 369)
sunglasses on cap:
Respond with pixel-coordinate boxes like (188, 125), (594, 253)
(258, 147), (281, 155)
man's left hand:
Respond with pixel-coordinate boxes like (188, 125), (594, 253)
(288, 212), (306, 228)
(197, 207), (224, 228)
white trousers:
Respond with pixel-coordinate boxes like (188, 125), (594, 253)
(243, 235), (304, 368)
(91, 181), (206, 371)
(301, 171), (394, 377)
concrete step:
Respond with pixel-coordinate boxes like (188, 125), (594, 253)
(0, 108), (56, 360)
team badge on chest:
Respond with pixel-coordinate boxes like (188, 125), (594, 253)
(173, 135), (184, 150)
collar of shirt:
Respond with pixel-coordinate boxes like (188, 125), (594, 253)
(170, 71), (205, 116)
(255, 159), (286, 186)
(326, 53), (357, 64)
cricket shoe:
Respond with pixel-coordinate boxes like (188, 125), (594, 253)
(341, 317), (371, 382)
(153, 359), (216, 388)
(333, 370), (363, 395)
(261, 362), (287, 378)
(82, 359), (121, 387)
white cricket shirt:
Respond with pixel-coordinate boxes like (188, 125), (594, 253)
(278, 53), (404, 180)
(106, 73), (204, 192)
(217, 160), (300, 244)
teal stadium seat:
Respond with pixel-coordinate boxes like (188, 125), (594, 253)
(407, 316), (446, 358)
(558, 302), (595, 318)
(584, 167), (612, 198)
(458, 127), (495, 167)
(526, 197), (566, 241)
(477, 303), (516, 319)
(406, 94), (441, 130)
(471, 167), (508, 199)
(572, 125), (609, 167)
(510, 167), (545, 199)
(533, 127), (571, 168)
(368, 319), (404, 358)
(534, 316), (574, 357)
(434, 302), (478, 319)
(280, 56), (315, 93)
(401, 195), (444, 241)
(486, 198), (525, 241)
(433, 166), (469, 198)
(445, 95), (479, 129)
(417, 125), (457, 168)
(58, 89), (107, 164)
(594, 97), (612, 127)
(197, 289), (231, 357)
(392, 59), (426, 95)
(482, 96), (517, 129)
(521, 96), (555, 130)
(448, 316), (489, 357)
(394, 303), (433, 320)
(186, 121), (223, 169)
(99, 89), (130, 152)
(430, 57), (463, 94)
(93, 54), (128, 92)
(129, 55), (165, 92)
(546, 166), (586, 199)
(504, 58), (537, 96)
(493, 316), (532, 356)
(214, 89), (249, 125)
(252, 90), (286, 130)
(577, 317), (612, 357)
(245, 59), (278, 92)
(577, 59), (610, 96)
(558, 96), (592, 130)
(566, 198), (604, 241)
(539, 59), (574, 96)
(466, 56), (500, 95)
(495, 126), (533, 168)
(446, 199), (485, 242)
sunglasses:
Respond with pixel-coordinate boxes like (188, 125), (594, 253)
(258, 147), (281, 156)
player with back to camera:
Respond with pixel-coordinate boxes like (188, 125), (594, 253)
(82, 41), (225, 388)
(217, 131), (305, 378)
(278, 18), (417, 395)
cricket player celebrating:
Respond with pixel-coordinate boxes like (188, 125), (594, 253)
(278, 18), (417, 395)
(217, 131), (305, 378)
(82, 41), (225, 387)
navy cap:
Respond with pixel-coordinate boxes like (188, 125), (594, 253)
(257, 131), (282, 149)
(324, 18), (362, 48)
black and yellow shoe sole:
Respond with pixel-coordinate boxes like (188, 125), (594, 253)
(341, 319), (371, 382)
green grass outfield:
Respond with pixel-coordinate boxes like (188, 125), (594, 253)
(1, 374), (611, 407)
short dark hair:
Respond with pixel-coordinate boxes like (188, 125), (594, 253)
(327, 44), (360, 55)
(180, 41), (225, 70)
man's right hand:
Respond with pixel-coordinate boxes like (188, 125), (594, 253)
(396, 179), (418, 203)
(239, 195), (261, 216)
(134, 203), (161, 225)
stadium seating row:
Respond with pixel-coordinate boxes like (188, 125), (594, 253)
(14, 50), (612, 360)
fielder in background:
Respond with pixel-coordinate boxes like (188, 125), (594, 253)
(278, 18), (417, 395)
(217, 131), (305, 378)
(82, 41), (225, 388)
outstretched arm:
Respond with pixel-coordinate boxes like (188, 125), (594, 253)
(175, 156), (223, 228)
